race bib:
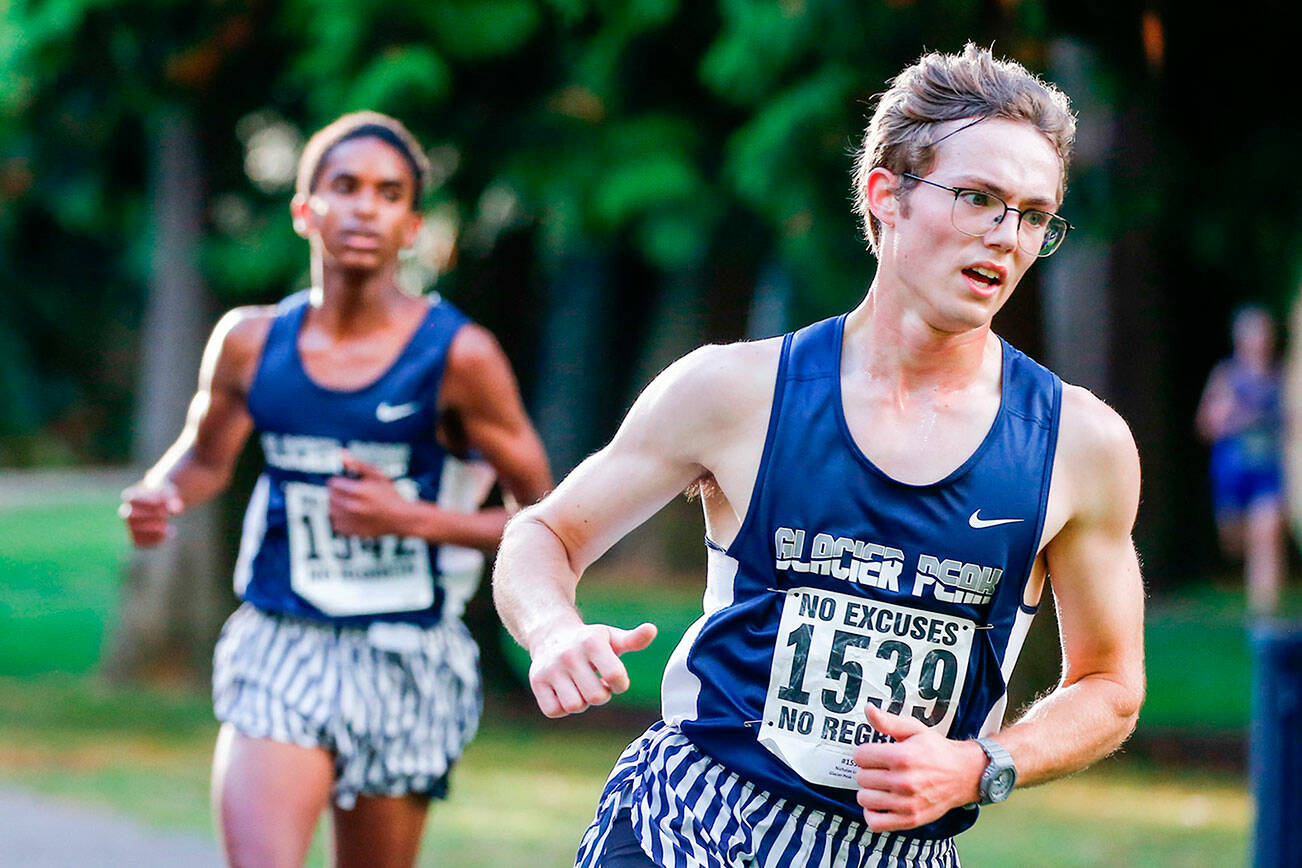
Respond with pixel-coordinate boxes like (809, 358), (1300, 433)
(758, 587), (975, 790)
(283, 481), (434, 616)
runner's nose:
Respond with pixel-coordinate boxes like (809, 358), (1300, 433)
(983, 211), (1018, 253)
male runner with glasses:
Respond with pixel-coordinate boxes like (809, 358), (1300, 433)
(494, 43), (1145, 867)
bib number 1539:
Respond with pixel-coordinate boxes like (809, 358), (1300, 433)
(778, 623), (960, 724)
(758, 588), (975, 790)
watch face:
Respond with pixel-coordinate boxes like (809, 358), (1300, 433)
(988, 767), (1015, 801)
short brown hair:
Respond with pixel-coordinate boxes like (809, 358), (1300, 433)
(852, 43), (1076, 253)
(295, 111), (431, 207)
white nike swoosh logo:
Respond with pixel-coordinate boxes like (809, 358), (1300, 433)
(376, 401), (420, 423)
(968, 510), (1024, 529)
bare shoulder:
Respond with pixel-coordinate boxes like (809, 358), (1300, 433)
(214, 305), (276, 355)
(1055, 383), (1140, 526)
(446, 322), (508, 374)
(207, 305), (277, 387)
(441, 322), (518, 409)
(650, 336), (784, 411)
(607, 336), (784, 468)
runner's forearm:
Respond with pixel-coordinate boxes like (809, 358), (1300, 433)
(492, 509), (586, 653)
(141, 443), (234, 511)
(402, 501), (511, 551)
(989, 672), (1143, 788)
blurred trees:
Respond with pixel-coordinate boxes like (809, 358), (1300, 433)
(3, 0), (1302, 679)
(0, 0), (1086, 466)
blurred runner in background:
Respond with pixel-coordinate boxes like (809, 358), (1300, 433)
(121, 111), (551, 868)
(1198, 304), (1285, 615)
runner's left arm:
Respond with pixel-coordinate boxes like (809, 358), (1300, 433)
(327, 323), (552, 549)
(853, 385), (1145, 831)
(982, 386), (1145, 783)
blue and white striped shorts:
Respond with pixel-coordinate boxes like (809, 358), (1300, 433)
(575, 722), (959, 868)
(212, 603), (481, 809)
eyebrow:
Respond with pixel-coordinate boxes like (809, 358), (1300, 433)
(949, 175), (1058, 211)
(325, 169), (411, 191)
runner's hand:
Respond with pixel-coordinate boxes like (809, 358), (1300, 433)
(119, 481), (183, 548)
(328, 452), (414, 537)
(528, 622), (658, 718)
(853, 705), (986, 832)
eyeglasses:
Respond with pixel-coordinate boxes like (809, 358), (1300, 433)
(901, 173), (1073, 257)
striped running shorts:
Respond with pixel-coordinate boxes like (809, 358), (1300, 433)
(213, 603), (481, 809)
(575, 721), (959, 868)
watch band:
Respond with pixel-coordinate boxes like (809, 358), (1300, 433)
(975, 736), (1017, 805)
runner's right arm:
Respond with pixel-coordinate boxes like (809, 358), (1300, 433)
(120, 308), (271, 548)
(1195, 361), (1234, 442)
(493, 343), (757, 718)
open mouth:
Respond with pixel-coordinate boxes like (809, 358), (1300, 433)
(962, 265), (1004, 291)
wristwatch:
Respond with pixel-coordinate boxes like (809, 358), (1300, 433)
(974, 737), (1017, 805)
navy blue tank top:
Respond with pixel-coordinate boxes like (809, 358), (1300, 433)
(660, 314), (1061, 839)
(233, 290), (492, 627)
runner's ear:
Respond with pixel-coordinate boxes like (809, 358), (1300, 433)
(399, 210), (423, 249)
(290, 194), (316, 238)
(864, 167), (901, 229)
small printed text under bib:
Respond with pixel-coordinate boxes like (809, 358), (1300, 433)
(758, 587), (975, 789)
(284, 480), (434, 616)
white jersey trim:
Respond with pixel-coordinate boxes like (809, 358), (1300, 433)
(433, 455), (495, 618)
(661, 545), (738, 726)
(978, 604), (1037, 736)
(233, 475), (270, 597)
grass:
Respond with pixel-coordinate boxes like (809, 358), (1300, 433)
(0, 476), (1267, 865)
(960, 765), (1250, 867)
(0, 676), (616, 862)
(0, 675), (1251, 867)
(0, 492), (129, 676)
(1144, 585), (1254, 730)
(0, 673), (638, 866)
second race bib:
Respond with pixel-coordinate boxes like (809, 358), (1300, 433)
(284, 481), (434, 616)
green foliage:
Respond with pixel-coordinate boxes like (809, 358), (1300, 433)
(283, 0), (373, 109)
(8, 0), (1296, 480)
(345, 44), (453, 113)
(701, 0), (818, 105)
(420, 0), (542, 60)
(202, 214), (305, 298)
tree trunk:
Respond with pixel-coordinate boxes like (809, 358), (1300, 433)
(101, 105), (227, 686)
(611, 265), (711, 574)
(1042, 39), (1114, 395)
(533, 250), (613, 476)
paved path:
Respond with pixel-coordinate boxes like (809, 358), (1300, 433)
(0, 786), (222, 867)
(0, 469), (223, 864)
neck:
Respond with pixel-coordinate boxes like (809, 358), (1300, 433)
(843, 277), (994, 395)
(1237, 352), (1272, 375)
(309, 253), (407, 334)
